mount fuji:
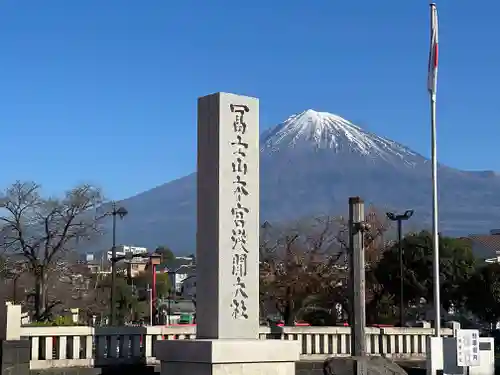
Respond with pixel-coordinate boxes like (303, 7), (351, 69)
(106, 110), (500, 253)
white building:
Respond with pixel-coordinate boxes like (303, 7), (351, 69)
(106, 245), (147, 261)
(174, 264), (195, 293)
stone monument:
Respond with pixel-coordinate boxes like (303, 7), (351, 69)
(155, 92), (300, 375)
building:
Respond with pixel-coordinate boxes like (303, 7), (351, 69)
(124, 257), (149, 278)
(81, 246), (149, 277)
(180, 274), (196, 300)
(106, 245), (147, 261)
(469, 229), (500, 263)
(160, 256), (195, 294)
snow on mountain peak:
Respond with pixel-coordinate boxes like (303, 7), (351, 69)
(260, 109), (418, 163)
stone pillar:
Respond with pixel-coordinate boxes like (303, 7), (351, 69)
(0, 302), (30, 375)
(156, 92), (300, 375)
(196, 92), (260, 340)
(349, 197), (366, 358)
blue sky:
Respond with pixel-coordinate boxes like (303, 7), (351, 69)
(0, 0), (498, 200)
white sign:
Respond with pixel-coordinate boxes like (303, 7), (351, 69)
(456, 329), (480, 367)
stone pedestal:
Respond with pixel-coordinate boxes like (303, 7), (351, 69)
(0, 303), (29, 375)
(426, 336), (443, 375)
(156, 339), (300, 375)
(0, 340), (30, 375)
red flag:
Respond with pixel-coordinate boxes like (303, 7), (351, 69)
(428, 4), (439, 96)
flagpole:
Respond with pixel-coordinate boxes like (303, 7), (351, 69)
(430, 92), (440, 337)
(429, 2), (441, 338)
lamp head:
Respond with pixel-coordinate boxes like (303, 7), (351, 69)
(261, 221), (271, 229)
(386, 212), (397, 221)
(403, 210), (414, 219)
(116, 206), (128, 219)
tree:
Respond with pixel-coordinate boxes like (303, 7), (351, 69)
(259, 207), (390, 326)
(0, 181), (104, 321)
(374, 231), (476, 317)
(318, 207), (390, 325)
(155, 246), (175, 265)
(260, 216), (343, 325)
(86, 274), (142, 324)
(0, 257), (31, 306)
(134, 271), (171, 298)
(464, 263), (500, 325)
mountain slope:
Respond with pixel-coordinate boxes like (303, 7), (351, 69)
(102, 110), (500, 253)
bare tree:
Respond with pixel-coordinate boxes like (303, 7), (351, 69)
(331, 206), (391, 323)
(259, 207), (391, 326)
(0, 181), (104, 321)
(0, 257), (31, 306)
(259, 216), (346, 325)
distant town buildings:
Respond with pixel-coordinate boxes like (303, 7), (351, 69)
(81, 247), (197, 289)
(106, 245), (147, 261)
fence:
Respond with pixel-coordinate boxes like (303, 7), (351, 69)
(1, 303), (454, 370)
(20, 325), (453, 370)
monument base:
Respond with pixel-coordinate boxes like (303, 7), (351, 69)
(156, 339), (301, 375)
(426, 336), (443, 375)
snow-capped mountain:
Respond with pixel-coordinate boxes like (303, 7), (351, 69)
(93, 110), (500, 253)
(258, 110), (430, 173)
(261, 110), (418, 162)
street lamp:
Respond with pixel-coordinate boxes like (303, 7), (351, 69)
(109, 201), (128, 326)
(386, 210), (414, 327)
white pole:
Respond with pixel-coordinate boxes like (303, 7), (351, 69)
(430, 93), (441, 337)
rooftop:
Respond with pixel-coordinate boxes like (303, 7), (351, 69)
(468, 233), (500, 260)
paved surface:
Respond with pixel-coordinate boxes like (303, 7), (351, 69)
(30, 361), (427, 375)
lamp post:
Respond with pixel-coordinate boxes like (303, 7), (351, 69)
(386, 210), (414, 327)
(109, 202), (128, 326)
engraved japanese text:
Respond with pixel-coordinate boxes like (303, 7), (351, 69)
(229, 103), (251, 320)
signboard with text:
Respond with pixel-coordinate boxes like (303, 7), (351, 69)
(456, 329), (480, 367)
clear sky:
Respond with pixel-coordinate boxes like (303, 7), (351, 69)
(1, 0), (498, 200)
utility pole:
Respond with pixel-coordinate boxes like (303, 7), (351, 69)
(349, 197), (368, 375)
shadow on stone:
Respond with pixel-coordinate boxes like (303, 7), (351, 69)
(1, 339), (31, 375)
(323, 357), (408, 375)
(27, 361), (427, 375)
(30, 365), (158, 375)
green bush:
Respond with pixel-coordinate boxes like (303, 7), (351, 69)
(28, 316), (78, 326)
